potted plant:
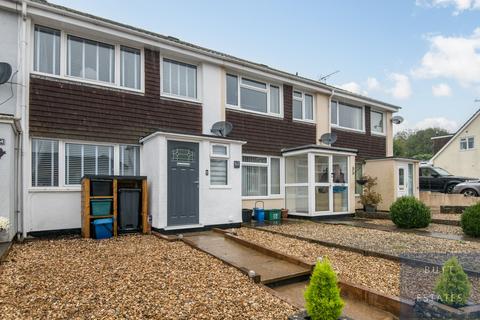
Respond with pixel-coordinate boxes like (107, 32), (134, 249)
(359, 176), (382, 213)
(0, 216), (10, 243)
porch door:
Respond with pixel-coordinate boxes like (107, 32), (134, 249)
(332, 155), (349, 213)
(167, 141), (199, 226)
(397, 163), (408, 198)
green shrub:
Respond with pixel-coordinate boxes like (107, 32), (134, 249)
(461, 203), (480, 237)
(434, 257), (471, 307)
(304, 257), (344, 320)
(390, 196), (431, 228)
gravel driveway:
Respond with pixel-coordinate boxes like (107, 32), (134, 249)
(0, 235), (296, 320)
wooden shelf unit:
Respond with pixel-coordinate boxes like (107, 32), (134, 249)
(81, 176), (150, 238)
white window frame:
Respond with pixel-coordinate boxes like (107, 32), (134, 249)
(226, 73), (283, 118)
(460, 136), (475, 151)
(31, 24), (145, 93)
(34, 25), (60, 76)
(31, 138), (59, 188)
(241, 154), (283, 199)
(209, 143), (230, 188)
(210, 143), (229, 158)
(330, 100), (366, 133)
(160, 55), (201, 103)
(370, 109), (386, 136)
(292, 89), (315, 123)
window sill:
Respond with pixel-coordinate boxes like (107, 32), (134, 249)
(242, 195), (284, 200)
(225, 105), (283, 119)
(293, 119), (316, 125)
(160, 93), (202, 105)
(209, 185), (232, 190)
(331, 125), (366, 134)
(31, 72), (145, 95)
(371, 131), (386, 137)
(29, 187), (81, 192)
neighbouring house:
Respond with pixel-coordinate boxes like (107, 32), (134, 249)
(431, 109), (480, 178)
(0, 0), (416, 238)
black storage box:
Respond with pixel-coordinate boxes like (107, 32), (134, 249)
(118, 188), (141, 231)
(90, 179), (113, 196)
(242, 209), (253, 223)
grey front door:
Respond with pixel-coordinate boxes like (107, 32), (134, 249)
(167, 141), (199, 226)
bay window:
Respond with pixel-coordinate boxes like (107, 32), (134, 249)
(34, 26), (60, 75)
(67, 35), (115, 83)
(242, 155), (281, 197)
(210, 144), (229, 186)
(162, 58), (197, 99)
(371, 110), (385, 134)
(331, 100), (364, 131)
(65, 143), (114, 185)
(31, 139), (59, 187)
(226, 74), (281, 116)
(293, 90), (314, 121)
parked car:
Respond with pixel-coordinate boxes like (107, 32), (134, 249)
(452, 181), (480, 197)
(419, 165), (477, 193)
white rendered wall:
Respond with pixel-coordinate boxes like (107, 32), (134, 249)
(0, 123), (16, 240)
(0, 9), (19, 116)
(29, 191), (80, 231)
(202, 62), (224, 134)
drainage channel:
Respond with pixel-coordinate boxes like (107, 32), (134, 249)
(181, 230), (402, 320)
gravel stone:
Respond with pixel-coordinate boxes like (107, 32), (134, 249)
(0, 235), (297, 320)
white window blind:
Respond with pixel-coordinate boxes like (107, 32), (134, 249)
(32, 139), (59, 187)
(34, 25), (60, 75)
(270, 158), (280, 195)
(121, 46), (141, 89)
(162, 58), (197, 99)
(65, 143), (113, 185)
(210, 159), (228, 185)
(120, 145), (140, 176)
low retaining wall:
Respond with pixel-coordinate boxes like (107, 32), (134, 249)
(420, 191), (478, 212)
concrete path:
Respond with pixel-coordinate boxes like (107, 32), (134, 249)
(183, 231), (310, 284)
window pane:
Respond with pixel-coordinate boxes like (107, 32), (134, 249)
(293, 99), (303, 119)
(66, 143), (82, 185)
(286, 154), (308, 184)
(242, 156), (267, 164)
(241, 78), (266, 89)
(460, 139), (467, 150)
(270, 158), (280, 195)
(84, 39), (97, 80)
(315, 156), (329, 183)
(468, 137), (474, 149)
(179, 64), (187, 96)
(34, 26), (60, 75)
(121, 47), (140, 89)
(97, 146), (113, 175)
(68, 36), (83, 78)
(120, 145), (140, 176)
(305, 94), (313, 120)
(333, 186), (348, 212)
(399, 168), (405, 186)
(212, 145), (227, 155)
(170, 61), (179, 95)
(339, 103), (363, 130)
(240, 87), (267, 113)
(211, 159), (228, 185)
(98, 43), (114, 83)
(162, 59), (171, 93)
(371, 111), (384, 133)
(408, 164), (414, 196)
(286, 186), (308, 213)
(187, 66), (196, 98)
(333, 156), (348, 183)
(270, 85), (280, 114)
(162, 59), (197, 98)
(331, 101), (338, 124)
(32, 139), (58, 187)
(83, 145), (96, 175)
(355, 162), (363, 194)
(226, 74), (238, 105)
(242, 165), (267, 196)
(293, 91), (302, 98)
(315, 186), (329, 211)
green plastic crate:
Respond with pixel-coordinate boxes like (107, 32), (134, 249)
(265, 209), (281, 221)
(90, 199), (113, 216)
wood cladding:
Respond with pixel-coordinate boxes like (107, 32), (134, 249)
(29, 49), (202, 144)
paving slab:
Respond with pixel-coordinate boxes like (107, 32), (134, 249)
(184, 231), (310, 284)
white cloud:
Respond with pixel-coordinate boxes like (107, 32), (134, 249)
(415, 117), (458, 132)
(413, 28), (480, 87)
(416, 0), (480, 14)
(366, 77), (380, 90)
(339, 81), (362, 94)
(432, 83), (452, 96)
(388, 73), (412, 99)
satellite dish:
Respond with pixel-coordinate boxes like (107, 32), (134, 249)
(391, 115), (404, 125)
(0, 63), (12, 85)
(320, 132), (337, 145)
(211, 121), (233, 137)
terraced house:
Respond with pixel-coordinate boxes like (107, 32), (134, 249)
(0, 0), (418, 239)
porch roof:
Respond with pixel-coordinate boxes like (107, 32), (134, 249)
(281, 144), (358, 155)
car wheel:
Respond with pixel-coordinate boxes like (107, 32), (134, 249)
(462, 189), (478, 197)
(446, 184), (456, 193)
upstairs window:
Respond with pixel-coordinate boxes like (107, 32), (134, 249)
(120, 47), (141, 90)
(67, 35), (115, 83)
(293, 90), (314, 121)
(162, 58), (197, 99)
(226, 74), (281, 116)
(65, 143), (114, 185)
(34, 26), (60, 75)
(460, 137), (474, 150)
(331, 100), (364, 131)
(370, 110), (385, 134)
(31, 139), (59, 187)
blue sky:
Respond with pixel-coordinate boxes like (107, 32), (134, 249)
(51, 0), (480, 134)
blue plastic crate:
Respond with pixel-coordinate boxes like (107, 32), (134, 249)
(91, 218), (113, 239)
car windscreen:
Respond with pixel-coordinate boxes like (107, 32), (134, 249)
(434, 167), (452, 176)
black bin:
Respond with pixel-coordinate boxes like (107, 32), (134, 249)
(91, 179), (113, 196)
(242, 209), (253, 223)
(118, 188), (141, 231)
